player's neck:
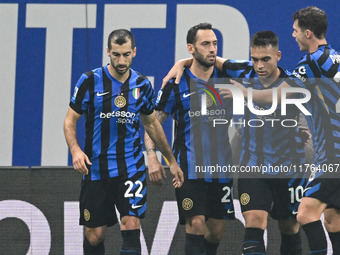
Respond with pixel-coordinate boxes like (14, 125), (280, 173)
(259, 67), (281, 88)
(308, 38), (327, 53)
(107, 64), (130, 83)
(190, 61), (214, 81)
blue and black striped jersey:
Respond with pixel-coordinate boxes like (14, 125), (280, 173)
(222, 60), (305, 172)
(70, 65), (154, 181)
(292, 44), (340, 165)
(155, 68), (233, 183)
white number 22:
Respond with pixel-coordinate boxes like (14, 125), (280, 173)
(124, 180), (144, 198)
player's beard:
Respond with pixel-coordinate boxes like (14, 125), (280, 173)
(193, 47), (215, 69)
(111, 60), (130, 75)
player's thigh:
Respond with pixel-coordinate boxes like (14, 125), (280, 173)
(306, 177), (340, 208)
(114, 171), (147, 219)
(207, 181), (235, 220)
(238, 178), (272, 213)
(79, 180), (117, 228)
(271, 178), (305, 220)
(175, 180), (208, 225)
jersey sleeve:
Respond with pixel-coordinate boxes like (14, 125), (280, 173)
(69, 72), (92, 114)
(155, 81), (176, 114)
(222, 59), (253, 79)
(284, 68), (308, 90)
(140, 79), (155, 115)
(293, 55), (319, 88)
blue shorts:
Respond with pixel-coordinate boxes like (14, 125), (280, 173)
(238, 177), (306, 219)
(305, 170), (340, 209)
(79, 171), (147, 228)
(175, 179), (235, 225)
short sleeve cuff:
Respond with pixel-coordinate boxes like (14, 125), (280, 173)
(69, 102), (84, 114)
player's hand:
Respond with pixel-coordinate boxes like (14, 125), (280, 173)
(169, 162), (184, 188)
(161, 66), (184, 88)
(298, 126), (312, 146)
(219, 87), (233, 98)
(219, 79), (246, 99)
(71, 148), (91, 175)
(161, 59), (192, 88)
(147, 156), (166, 185)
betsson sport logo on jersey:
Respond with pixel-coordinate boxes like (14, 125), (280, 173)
(100, 111), (137, 124)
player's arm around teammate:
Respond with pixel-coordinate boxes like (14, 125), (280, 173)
(162, 56), (291, 104)
(161, 31), (307, 255)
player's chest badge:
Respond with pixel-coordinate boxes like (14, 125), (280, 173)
(114, 95), (126, 108)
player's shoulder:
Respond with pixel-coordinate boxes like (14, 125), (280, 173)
(85, 66), (103, 78)
(280, 66), (306, 87)
(310, 45), (328, 61)
(295, 53), (308, 66)
(130, 69), (152, 88)
(77, 67), (102, 87)
(296, 45), (340, 76)
(164, 67), (190, 89)
(316, 44), (339, 55)
(160, 70), (190, 97)
(322, 45), (340, 65)
(161, 78), (178, 93)
(306, 44), (339, 64)
(279, 67), (294, 78)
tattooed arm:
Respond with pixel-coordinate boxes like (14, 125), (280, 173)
(144, 110), (171, 185)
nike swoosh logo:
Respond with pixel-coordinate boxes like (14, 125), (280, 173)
(244, 246), (256, 250)
(131, 204), (143, 209)
(304, 187), (311, 193)
(227, 209), (234, 214)
(183, 92), (196, 98)
(97, 92), (110, 96)
(292, 210), (298, 215)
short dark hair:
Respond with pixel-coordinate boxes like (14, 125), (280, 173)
(187, 23), (213, 44)
(107, 29), (135, 50)
(251, 31), (279, 48)
(292, 6), (327, 39)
